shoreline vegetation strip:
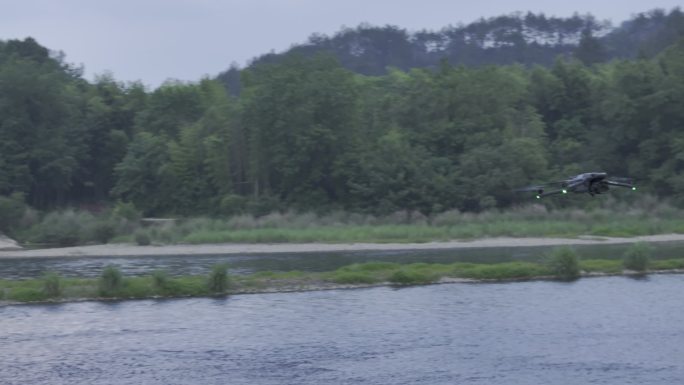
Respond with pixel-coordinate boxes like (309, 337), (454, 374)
(2, 258), (683, 306)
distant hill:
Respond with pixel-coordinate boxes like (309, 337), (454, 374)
(218, 8), (684, 94)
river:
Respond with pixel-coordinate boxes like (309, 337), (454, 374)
(1, 275), (683, 384)
(2, 241), (684, 280)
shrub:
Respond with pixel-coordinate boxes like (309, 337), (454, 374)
(208, 264), (230, 293)
(100, 265), (123, 295)
(547, 246), (580, 281)
(134, 230), (151, 246)
(30, 210), (93, 246)
(623, 242), (651, 272)
(42, 272), (61, 297)
(219, 194), (248, 216)
(112, 201), (141, 221)
(152, 270), (169, 290)
(0, 192), (27, 233)
(246, 196), (280, 217)
(92, 221), (117, 244)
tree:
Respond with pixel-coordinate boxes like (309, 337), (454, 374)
(241, 54), (359, 208)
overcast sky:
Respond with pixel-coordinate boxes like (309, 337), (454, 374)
(1, 0), (682, 88)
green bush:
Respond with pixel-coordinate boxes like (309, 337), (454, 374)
(30, 210), (93, 246)
(100, 265), (123, 295)
(92, 221), (117, 244)
(623, 242), (651, 272)
(42, 272), (61, 297)
(152, 269), (169, 290)
(219, 194), (248, 216)
(134, 230), (151, 246)
(208, 264), (230, 293)
(0, 193), (27, 233)
(547, 246), (580, 281)
(112, 201), (141, 221)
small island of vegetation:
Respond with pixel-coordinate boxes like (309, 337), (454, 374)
(2, 244), (682, 306)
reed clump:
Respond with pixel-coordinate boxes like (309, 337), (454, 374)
(546, 247), (580, 281)
(622, 242), (651, 272)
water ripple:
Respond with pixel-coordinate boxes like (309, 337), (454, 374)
(2, 275), (684, 384)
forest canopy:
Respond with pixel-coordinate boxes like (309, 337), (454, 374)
(1, 9), (684, 217)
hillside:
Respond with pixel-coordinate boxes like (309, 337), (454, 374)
(218, 8), (684, 93)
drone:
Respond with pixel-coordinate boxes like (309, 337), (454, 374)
(516, 172), (636, 199)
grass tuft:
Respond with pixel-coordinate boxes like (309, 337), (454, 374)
(42, 272), (61, 297)
(208, 263), (230, 293)
(99, 265), (123, 296)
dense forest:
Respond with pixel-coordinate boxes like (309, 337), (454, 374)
(1, 8), (684, 220)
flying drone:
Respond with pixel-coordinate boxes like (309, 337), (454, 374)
(516, 172), (636, 199)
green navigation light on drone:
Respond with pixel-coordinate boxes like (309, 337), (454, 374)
(536, 195), (541, 199)
(632, 186), (637, 191)
(562, 189), (567, 194)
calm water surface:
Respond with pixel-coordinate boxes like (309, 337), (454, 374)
(2, 241), (684, 279)
(1, 275), (683, 384)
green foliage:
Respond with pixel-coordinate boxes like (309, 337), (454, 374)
(42, 272), (61, 297)
(112, 201), (141, 221)
(4, 256), (684, 303)
(29, 210), (94, 246)
(3, 22), (684, 217)
(8, 287), (47, 302)
(455, 262), (550, 280)
(623, 242), (652, 271)
(219, 194), (247, 216)
(0, 193), (26, 233)
(650, 258), (684, 270)
(99, 265), (123, 295)
(208, 263), (230, 293)
(338, 262), (400, 272)
(388, 269), (437, 285)
(579, 259), (623, 273)
(547, 247), (580, 280)
(152, 269), (169, 290)
(92, 221), (116, 244)
(331, 271), (379, 284)
(23, 209), (136, 246)
(134, 229), (151, 246)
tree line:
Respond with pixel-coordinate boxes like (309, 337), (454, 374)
(1, 30), (684, 217)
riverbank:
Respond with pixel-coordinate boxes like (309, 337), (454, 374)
(0, 234), (21, 251)
(2, 233), (684, 258)
(2, 257), (683, 306)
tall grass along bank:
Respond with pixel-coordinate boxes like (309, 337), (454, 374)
(8, 197), (684, 247)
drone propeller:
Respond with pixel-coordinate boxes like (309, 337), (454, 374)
(513, 185), (545, 193)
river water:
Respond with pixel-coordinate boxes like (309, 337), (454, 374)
(1, 275), (683, 384)
(2, 241), (684, 280)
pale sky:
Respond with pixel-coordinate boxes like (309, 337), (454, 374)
(1, 0), (682, 88)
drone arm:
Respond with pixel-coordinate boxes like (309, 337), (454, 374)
(537, 189), (565, 198)
(604, 180), (635, 188)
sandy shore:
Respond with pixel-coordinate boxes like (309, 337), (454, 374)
(1, 233), (684, 259)
(0, 234), (21, 251)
